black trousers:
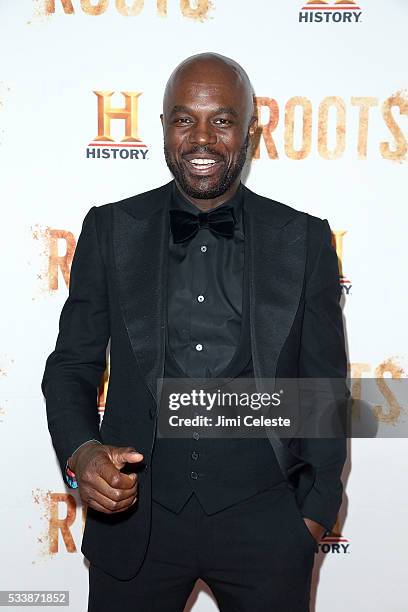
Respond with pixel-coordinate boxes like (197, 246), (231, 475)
(88, 481), (317, 612)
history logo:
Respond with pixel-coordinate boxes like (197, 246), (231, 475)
(319, 530), (351, 554)
(299, 0), (362, 23)
(86, 90), (149, 161)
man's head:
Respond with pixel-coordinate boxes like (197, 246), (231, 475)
(161, 53), (257, 204)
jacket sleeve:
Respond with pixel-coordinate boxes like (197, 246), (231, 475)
(41, 206), (110, 479)
(297, 216), (349, 532)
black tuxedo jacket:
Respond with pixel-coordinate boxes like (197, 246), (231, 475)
(41, 180), (348, 580)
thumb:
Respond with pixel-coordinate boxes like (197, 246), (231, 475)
(111, 446), (144, 468)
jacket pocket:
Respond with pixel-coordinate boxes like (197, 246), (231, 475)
(287, 489), (319, 554)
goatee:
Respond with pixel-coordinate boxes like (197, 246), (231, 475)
(163, 135), (250, 200)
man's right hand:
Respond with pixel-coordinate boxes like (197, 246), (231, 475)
(68, 441), (144, 514)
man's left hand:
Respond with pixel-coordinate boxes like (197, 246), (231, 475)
(303, 518), (327, 543)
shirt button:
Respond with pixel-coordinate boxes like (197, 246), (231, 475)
(195, 343), (203, 352)
(197, 295), (205, 303)
(193, 432), (200, 440)
(191, 451), (199, 460)
(190, 471), (198, 480)
(200, 245), (207, 253)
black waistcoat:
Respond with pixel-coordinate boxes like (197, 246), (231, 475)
(151, 224), (285, 514)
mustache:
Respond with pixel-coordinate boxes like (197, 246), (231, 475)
(182, 146), (225, 160)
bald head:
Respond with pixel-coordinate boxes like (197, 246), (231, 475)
(163, 53), (255, 123)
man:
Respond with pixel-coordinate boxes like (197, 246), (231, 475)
(41, 53), (348, 611)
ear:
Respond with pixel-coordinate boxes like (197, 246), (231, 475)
(160, 113), (164, 130)
(248, 115), (258, 138)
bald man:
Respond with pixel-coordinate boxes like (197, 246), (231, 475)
(42, 53), (348, 611)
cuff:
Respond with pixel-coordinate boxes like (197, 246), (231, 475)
(301, 514), (332, 538)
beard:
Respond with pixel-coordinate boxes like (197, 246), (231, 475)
(164, 135), (250, 200)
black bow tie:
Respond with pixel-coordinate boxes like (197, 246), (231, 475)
(169, 206), (235, 244)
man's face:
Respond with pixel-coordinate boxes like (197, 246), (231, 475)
(162, 68), (255, 200)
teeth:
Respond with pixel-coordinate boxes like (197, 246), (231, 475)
(189, 159), (216, 165)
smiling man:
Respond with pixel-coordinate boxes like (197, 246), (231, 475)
(162, 56), (254, 207)
(42, 53), (348, 612)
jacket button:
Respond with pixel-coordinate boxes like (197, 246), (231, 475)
(190, 471), (198, 480)
(191, 451), (199, 460)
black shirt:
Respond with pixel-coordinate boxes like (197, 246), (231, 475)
(167, 183), (245, 378)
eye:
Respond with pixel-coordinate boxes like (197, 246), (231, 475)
(173, 117), (194, 125)
(214, 118), (233, 126)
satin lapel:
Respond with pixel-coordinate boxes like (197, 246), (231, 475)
(112, 184), (171, 405)
(244, 187), (307, 381)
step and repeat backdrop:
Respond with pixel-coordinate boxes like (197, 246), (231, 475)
(0, 1), (407, 610)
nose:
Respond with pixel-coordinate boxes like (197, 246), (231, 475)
(188, 120), (217, 146)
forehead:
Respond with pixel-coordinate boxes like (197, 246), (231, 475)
(165, 68), (248, 114)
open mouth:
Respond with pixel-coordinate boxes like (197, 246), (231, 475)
(189, 158), (217, 168)
(183, 156), (222, 173)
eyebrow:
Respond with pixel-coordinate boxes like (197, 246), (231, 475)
(170, 105), (239, 118)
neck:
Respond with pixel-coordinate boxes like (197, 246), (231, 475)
(175, 177), (241, 212)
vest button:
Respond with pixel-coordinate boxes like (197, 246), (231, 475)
(192, 432), (200, 440)
(191, 451), (199, 460)
(190, 471), (198, 480)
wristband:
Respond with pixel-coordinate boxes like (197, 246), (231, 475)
(65, 464), (78, 489)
